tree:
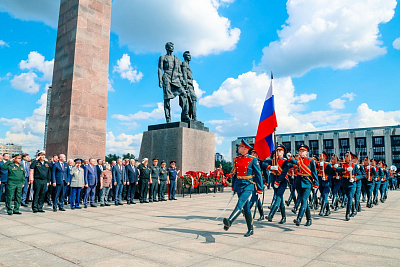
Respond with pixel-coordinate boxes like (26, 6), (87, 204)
(122, 153), (136, 160)
(105, 154), (119, 163)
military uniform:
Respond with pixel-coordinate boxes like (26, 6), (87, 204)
(223, 140), (263, 237)
(364, 160), (378, 208)
(30, 159), (52, 212)
(149, 164), (160, 202)
(158, 164), (168, 201)
(167, 166), (178, 200)
(317, 153), (335, 217)
(373, 164), (384, 205)
(138, 163), (151, 203)
(3, 158), (25, 215)
(264, 144), (292, 224)
(288, 144), (319, 226)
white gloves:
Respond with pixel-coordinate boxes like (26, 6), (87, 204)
(320, 162), (324, 167)
(286, 153), (292, 159)
(270, 166), (278, 171)
(273, 183), (279, 188)
(335, 176), (340, 180)
(375, 178), (379, 181)
(349, 178), (355, 183)
(334, 164), (339, 168)
(367, 166), (370, 170)
(347, 167), (353, 172)
(322, 177), (326, 181)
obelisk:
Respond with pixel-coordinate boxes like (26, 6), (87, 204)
(45, 0), (111, 159)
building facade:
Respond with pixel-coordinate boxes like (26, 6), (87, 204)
(231, 125), (400, 167)
(215, 152), (224, 162)
(0, 143), (23, 156)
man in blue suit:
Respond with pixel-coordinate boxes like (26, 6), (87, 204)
(84, 158), (98, 208)
(125, 159), (139, 204)
(0, 153), (10, 205)
(52, 154), (70, 211)
(112, 158), (126, 205)
(21, 154), (31, 207)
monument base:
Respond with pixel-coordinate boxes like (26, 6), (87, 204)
(139, 121), (215, 177)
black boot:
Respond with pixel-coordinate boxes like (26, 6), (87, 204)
(330, 196), (336, 209)
(324, 203), (331, 216)
(305, 208), (312, 226)
(279, 206), (286, 224)
(357, 202), (362, 212)
(319, 203), (326, 216)
(257, 204), (265, 221)
(350, 203), (357, 217)
(267, 205), (278, 222)
(223, 208), (241, 231)
(285, 195), (292, 207)
(345, 212), (350, 221)
(244, 212), (254, 237)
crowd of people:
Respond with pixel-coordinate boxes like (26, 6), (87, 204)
(0, 151), (180, 216)
(223, 139), (399, 237)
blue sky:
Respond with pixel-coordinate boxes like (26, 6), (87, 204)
(0, 0), (400, 159)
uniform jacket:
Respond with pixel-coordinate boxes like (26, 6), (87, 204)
(70, 167), (85, 187)
(52, 161), (70, 184)
(84, 164), (98, 186)
(336, 163), (363, 188)
(232, 154), (263, 193)
(263, 158), (292, 186)
(288, 157), (319, 189)
(125, 164), (139, 183)
(112, 164), (126, 184)
(2, 161), (25, 184)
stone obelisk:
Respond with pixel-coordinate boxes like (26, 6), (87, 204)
(45, 0), (111, 159)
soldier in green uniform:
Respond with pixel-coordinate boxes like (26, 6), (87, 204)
(3, 154), (25, 215)
(30, 151), (52, 213)
(158, 161), (168, 201)
(149, 158), (161, 202)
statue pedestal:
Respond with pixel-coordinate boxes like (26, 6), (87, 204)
(139, 121), (215, 192)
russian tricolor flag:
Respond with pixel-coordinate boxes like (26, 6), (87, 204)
(254, 73), (278, 160)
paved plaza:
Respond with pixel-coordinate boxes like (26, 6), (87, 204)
(0, 189), (400, 266)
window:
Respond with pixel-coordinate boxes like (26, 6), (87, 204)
(309, 140), (319, 156)
(355, 137), (366, 148)
(392, 136), (400, 146)
(282, 142), (291, 153)
(323, 139), (333, 149)
(295, 141), (304, 152)
(373, 137), (384, 147)
(339, 138), (349, 158)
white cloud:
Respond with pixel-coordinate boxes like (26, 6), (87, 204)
(0, 90), (47, 155)
(393, 37), (400, 50)
(352, 103), (400, 128)
(111, 0), (240, 57)
(10, 72), (40, 93)
(113, 54), (143, 83)
(112, 102), (165, 121)
(193, 80), (205, 99)
(329, 92), (356, 109)
(199, 71), (319, 138)
(256, 0), (397, 77)
(329, 98), (346, 109)
(0, 72), (11, 82)
(0, 40), (9, 47)
(106, 131), (143, 155)
(19, 51), (54, 81)
(0, 0), (59, 27)
(108, 79), (115, 92)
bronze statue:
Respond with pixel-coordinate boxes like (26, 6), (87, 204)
(158, 42), (190, 123)
(181, 51), (197, 121)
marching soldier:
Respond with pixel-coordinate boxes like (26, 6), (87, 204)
(317, 152), (334, 216)
(373, 161), (384, 205)
(3, 154), (25, 215)
(250, 149), (265, 221)
(287, 144), (318, 226)
(330, 155), (341, 211)
(264, 144), (292, 224)
(364, 158), (377, 208)
(353, 154), (365, 216)
(223, 139), (263, 237)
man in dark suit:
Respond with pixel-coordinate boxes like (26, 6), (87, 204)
(21, 154), (31, 207)
(96, 159), (104, 202)
(84, 158), (98, 208)
(112, 158), (126, 205)
(125, 159), (139, 204)
(0, 153), (10, 204)
(52, 154), (70, 211)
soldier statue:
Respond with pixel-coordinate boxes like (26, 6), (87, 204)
(181, 51), (197, 121)
(158, 42), (190, 123)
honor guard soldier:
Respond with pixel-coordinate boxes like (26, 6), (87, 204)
(30, 151), (52, 213)
(317, 151), (335, 217)
(364, 158), (377, 208)
(330, 155), (341, 211)
(223, 139), (263, 237)
(3, 154), (25, 215)
(373, 161), (384, 205)
(335, 152), (362, 221)
(264, 144), (292, 224)
(288, 144), (318, 226)
(158, 161), (168, 201)
(149, 158), (161, 202)
(353, 153), (365, 216)
(249, 148), (265, 221)
(380, 164), (389, 202)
